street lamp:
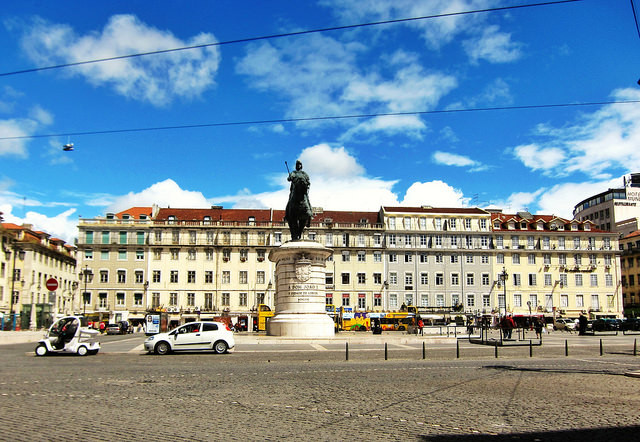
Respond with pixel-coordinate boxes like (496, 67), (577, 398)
(82, 265), (93, 316)
(498, 267), (508, 316)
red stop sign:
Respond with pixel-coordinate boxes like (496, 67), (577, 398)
(46, 278), (58, 291)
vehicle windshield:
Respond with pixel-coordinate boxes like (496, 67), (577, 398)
(50, 317), (79, 337)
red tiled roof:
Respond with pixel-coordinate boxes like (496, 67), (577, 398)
(382, 206), (488, 215)
(115, 207), (153, 220)
(623, 230), (640, 240)
(155, 208), (272, 222)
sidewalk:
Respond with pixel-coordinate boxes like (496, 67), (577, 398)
(0, 331), (44, 346)
(233, 331), (458, 345)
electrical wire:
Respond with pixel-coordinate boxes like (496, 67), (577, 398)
(631, 0), (640, 41)
(1, 98), (637, 142)
(0, 0), (582, 78)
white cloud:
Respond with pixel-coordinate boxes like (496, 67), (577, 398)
(0, 203), (78, 243)
(401, 180), (469, 207)
(432, 150), (487, 171)
(106, 179), (211, 213)
(17, 15), (220, 106)
(237, 34), (456, 139)
(513, 144), (565, 173)
(463, 25), (522, 64)
(0, 119), (33, 157)
(512, 88), (640, 178)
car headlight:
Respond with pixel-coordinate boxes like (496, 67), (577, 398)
(146, 336), (154, 342)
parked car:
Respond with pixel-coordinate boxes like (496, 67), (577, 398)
(553, 318), (576, 331)
(621, 318), (640, 331)
(592, 318), (620, 332)
(144, 321), (234, 355)
(106, 323), (123, 335)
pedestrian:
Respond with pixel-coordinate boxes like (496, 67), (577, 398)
(578, 314), (588, 336)
(534, 318), (543, 339)
(418, 318), (424, 336)
(99, 321), (105, 334)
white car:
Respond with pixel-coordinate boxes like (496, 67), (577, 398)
(144, 321), (234, 355)
(554, 318), (576, 331)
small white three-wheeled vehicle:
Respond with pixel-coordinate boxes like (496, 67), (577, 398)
(35, 316), (100, 356)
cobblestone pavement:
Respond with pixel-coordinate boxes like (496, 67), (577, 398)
(1, 336), (640, 441)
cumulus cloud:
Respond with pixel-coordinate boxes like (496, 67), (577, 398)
(512, 88), (640, 178)
(0, 203), (78, 243)
(401, 180), (469, 207)
(16, 15), (220, 106)
(105, 179), (211, 213)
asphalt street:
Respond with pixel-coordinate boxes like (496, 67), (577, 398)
(1, 332), (640, 441)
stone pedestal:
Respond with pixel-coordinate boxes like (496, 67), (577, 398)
(267, 241), (334, 337)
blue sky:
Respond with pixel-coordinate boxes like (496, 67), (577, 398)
(1, 0), (640, 242)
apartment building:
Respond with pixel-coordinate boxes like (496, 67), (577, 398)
(1, 222), (77, 330)
(620, 229), (640, 317)
(76, 205), (624, 327)
(492, 212), (621, 319)
(78, 207), (153, 325)
(380, 207), (494, 314)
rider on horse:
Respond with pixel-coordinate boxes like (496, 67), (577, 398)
(285, 160), (313, 241)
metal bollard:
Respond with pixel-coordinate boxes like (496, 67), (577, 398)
(529, 340), (533, 358)
(565, 339), (569, 357)
(635, 339), (637, 357)
(422, 341), (426, 360)
(346, 342), (349, 361)
(494, 341), (498, 358)
(600, 339), (603, 356)
(385, 342), (388, 361)
(456, 340), (460, 359)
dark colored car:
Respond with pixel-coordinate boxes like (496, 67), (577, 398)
(621, 318), (640, 331)
(591, 318), (619, 332)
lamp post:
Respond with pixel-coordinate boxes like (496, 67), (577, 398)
(9, 245), (24, 330)
(498, 267), (508, 316)
(82, 265), (93, 316)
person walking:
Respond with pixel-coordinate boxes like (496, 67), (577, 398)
(534, 318), (543, 339)
(418, 318), (424, 336)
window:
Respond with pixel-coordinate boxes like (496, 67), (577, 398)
(342, 293), (350, 306)
(420, 294), (429, 307)
(239, 293), (248, 307)
(560, 273), (568, 287)
(389, 272), (397, 285)
(342, 251), (351, 262)
(435, 273), (444, 285)
(544, 274), (552, 286)
(117, 270), (126, 284)
(435, 253), (443, 263)
(119, 231), (127, 244)
(575, 274), (583, 287)
(114, 292), (124, 306)
(436, 294), (445, 307)
(326, 273), (334, 286)
(451, 273), (460, 286)
(134, 293), (143, 306)
(513, 293), (522, 307)
(239, 271), (248, 284)
(187, 293), (195, 306)
(100, 270), (109, 283)
(153, 249), (161, 260)
(170, 249), (179, 260)
(373, 273), (382, 284)
(373, 251), (382, 262)
(466, 273), (474, 286)
(529, 294), (538, 309)
(590, 274), (598, 287)
(466, 253), (474, 264)
(325, 232), (333, 247)
(99, 293), (108, 308)
(101, 249), (109, 260)
(466, 294), (475, 307)
(84, 249), (93, 260)
(274, 232), (282, 245)
(326, 293), (333, 305)
(118, 249), (127, 261)
(222, 271), (230, 284)
(357, 273), (366, 284)
(222, 293), (230, 306)
(512, 254), (520, 264)
(389, 253), (397, 263)
(482, 273), (490, 286)
(240, 249), (248, 262)
(605, 274), (613, 287)
(405, 272), (413, 287)
(591, 294), (600, 310)
(405, 294), (413, 306)
(152, 270), (161, 283)
(405, 253), (413, 263)
(257, 271), (265, 284)
(451, 254), (459, 264)
(187, 271), (196, 283)
(357, 251), (366, 262)
(528, 254), (536, 265)
(496, 235), (504, 248)
(341, 273), (350, 285)
(528, 274), (537, 286)
(358, 294), (366, 309)
(576, 294), (583, 308)
(388, 234), (396, 246)
(152, 293), (160, 308)
(135, 270), (144, 284)
(559, 254), (567, 265)
(204, 293), (213, 310)
(389, 293), (398, 309)
(205, 271), (214, 284)
(560, 294), (568, 307)
(483, 294), (491, 307)
(420, 234), (427, 246)
(512, 274), (521, 286)
(497, 253), (504, 264)
(420, 253), (428, 263)
(170, 271), (178, 283)
(421, 273), (429, 285)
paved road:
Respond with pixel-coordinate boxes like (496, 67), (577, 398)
(2, 332), (640, 441)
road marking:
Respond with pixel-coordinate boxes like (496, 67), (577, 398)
(310, 343), (327, 351)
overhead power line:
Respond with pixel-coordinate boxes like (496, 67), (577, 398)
(1, 98), (637, 142)
(0, 0), (582, 78)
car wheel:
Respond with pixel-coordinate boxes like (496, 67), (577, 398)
(213, 340), (228, 354)
(155, 341), (171, 355)
(35, 344), (48, 356)
(77, 346), (88, 356)
(398, 326), (406, 331)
